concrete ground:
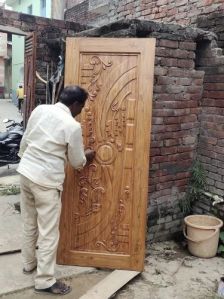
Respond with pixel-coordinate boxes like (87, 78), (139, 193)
(0, 100), (223, 299)
(0, 98), (22, 132)
(0, 174), (223, 298)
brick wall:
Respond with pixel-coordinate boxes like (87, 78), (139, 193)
(75, 20), (216, 241)
(197, 9), (224, 50)
(0, 9), (89, 108)
(192, 39), (224, 215)
(65, 0), (109, 26)
(65, 0), (224, 27)
(108, 0), (224, 26)
(65, 0), (224, 237)
(65, 0), (89, 24)
(66, 0), (85, 10)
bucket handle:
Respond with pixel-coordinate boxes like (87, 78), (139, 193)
(183, 224), (218, 243)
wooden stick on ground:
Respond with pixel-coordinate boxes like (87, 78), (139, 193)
(79, 270), (140, 299)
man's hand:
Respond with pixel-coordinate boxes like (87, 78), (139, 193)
(85, 149), (96, 163)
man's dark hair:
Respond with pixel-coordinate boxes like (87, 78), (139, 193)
(59, 85), (88, 106)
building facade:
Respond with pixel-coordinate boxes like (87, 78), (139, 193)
(0, 32), (7, 97)
(5, 0), (52, 101)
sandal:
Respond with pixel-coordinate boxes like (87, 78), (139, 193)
(34, 281), (71, 296)
(23, 266), (37, 275)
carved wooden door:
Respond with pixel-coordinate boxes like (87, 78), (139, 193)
(57, 38), (155, 271)
(24, 32), (36, 127)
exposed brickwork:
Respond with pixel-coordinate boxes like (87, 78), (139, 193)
(197, 10), (224, 50)
(65, 1), (224, 238)
(65, 0), (109, 26)
(66, 0), (85, 9)
(109, 0), (224, 26)
(65, 0), (224, 27)
(194, 196), (224, 222)
(195, 40), (224, 203)
(65, 0), (89, 25)
(75, 20), (214, 241)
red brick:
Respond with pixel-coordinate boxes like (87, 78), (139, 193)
(175, 178), (188, 187)
(157, 0), (168, 5)
(179, 41), (196, 50)
(168, 68), (191, 77)
(161, 147), (178, 155)
(164, 117), (181, 124)
(204, 75), (224, 83)
(151, 156), (169, 163)
(165, 124), (182, 131)
(152, 117), (164, 125)
(177, 59), (195, 69)
(152, 125), (167, 133)
(177, 145), (195, 152)
(200, 136), (218, 146)
(151, 140), (164, 148)
(156, 181), (174, 190)
(150, 188), (171, 200)
(203, 98), (224, 107)
(204, 83), (224, 91)
(160, 57), (178, 67)
(154, 66), (168, 76)
(186, 86), (203, 93)
(150, 148), (161, 156)
(159, 39), (179, 48)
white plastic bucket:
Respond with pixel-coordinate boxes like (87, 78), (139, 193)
(183, 215), (223, 258)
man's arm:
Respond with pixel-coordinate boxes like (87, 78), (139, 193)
(67, 126), (87, 169)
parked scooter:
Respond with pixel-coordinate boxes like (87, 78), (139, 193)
(0, 119), (24, 167)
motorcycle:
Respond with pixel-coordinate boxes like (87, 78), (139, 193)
(0, 119), (24, 167)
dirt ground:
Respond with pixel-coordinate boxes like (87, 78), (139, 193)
(1, 241), (223, 299)
(114, 241), (224, 299)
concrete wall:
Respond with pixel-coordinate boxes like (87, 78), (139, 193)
(4, 44), (12, 98)
(0, 58), (4, 89)
(11, 35), (24, 95)
(6, 0), (51, 17)
(0, 33), (7, 91)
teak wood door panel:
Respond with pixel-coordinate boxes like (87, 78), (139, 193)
(57, 38), (155, 271)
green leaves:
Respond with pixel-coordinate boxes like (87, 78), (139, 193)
(217, 244), (224, 254)
(218, 232), (224, 257)
(220, 232), (224, 243)
(179, 160), (206, 215)
(0, 184), (20, 196)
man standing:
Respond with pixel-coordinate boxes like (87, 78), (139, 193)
(17, 85), (95, 295)
(16, 84), (24, 113)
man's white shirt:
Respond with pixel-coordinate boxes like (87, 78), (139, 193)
(17, 102), (86, 190)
